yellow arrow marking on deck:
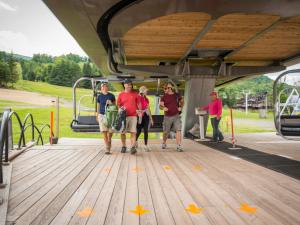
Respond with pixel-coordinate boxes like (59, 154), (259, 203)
(129, 205), (150, 215)
(104, 168), (111, 172)
(132, 167), (141, 172)
(76, 208), (94, 217)
(193, 165), (202, 171)
(240, 203), (257, 214)
(163, 165), (172, 170)
(185, 204), (203, 214)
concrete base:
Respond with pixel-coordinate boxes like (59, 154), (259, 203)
(182, 77), (215, 136)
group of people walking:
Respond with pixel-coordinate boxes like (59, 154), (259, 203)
(96, 79), (223, 155)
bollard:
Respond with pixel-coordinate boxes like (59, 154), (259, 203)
(228, 108), (241, 150)
(50, 111), (54, 145)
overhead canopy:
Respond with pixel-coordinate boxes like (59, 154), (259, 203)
(43, 0), (300, 88)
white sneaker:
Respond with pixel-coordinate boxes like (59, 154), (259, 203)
(176, 145), (183, 152)
(162, 143), (167, 149)
(144, 145), (150, 152)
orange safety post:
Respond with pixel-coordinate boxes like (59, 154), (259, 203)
(50, 111), (54, 145)
(229, 108), (241, 150)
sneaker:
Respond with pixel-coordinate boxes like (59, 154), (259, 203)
(176, 145), (183, 152)
(144, 145), (150, 152)
(105, 146), (111, 154)
(121, 146), (127, 153)
(130, 146), (137, 154)
(162, 143), (167, 149)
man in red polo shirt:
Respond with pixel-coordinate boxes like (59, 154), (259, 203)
(117, 79), (141, 154)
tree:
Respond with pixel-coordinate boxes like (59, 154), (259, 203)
(7, 52), (20, 85)
(32, 54), (53, 63)
(0, 61), (10, 87)
(81, 62), (93, 88)
(82, 62), (92, 76)
(49, 57), (82, 87)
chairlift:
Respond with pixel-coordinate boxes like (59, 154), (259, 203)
(70, 76), (168, 132)
(273, 69), (300, 139)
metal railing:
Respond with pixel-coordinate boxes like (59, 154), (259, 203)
(0, 109), (52, 185)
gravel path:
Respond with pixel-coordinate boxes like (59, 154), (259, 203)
(0, 88), (72, 107)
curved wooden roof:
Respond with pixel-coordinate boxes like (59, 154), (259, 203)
(123, 12), (300, 66)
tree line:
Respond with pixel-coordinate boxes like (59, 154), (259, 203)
(0, 51), (102, 88)
(217, 76), (274, 108)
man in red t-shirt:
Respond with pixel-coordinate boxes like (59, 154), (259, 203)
(117, 79), (141, 154)
(160, 82), (184, 151)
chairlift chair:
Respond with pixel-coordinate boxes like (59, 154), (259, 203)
(70, 76), (168, 133)
(273, 69), (300, 139)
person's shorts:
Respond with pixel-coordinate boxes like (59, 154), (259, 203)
(98, 114), (113, 133)
(122, 116), (137, 133)
(163, 115), (182, 133)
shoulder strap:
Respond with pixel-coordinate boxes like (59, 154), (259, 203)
(176, 93), (180, 107)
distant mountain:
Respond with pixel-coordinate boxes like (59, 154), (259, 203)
(13, 53), (32, 61)
(0, 51), (32, 61)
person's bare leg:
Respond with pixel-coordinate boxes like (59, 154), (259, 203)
(108, 132), (113, 149)
(131, 132), (137, 148)
(103, 132), (108, 146)
(121, 133), (126, 147)
(176, 130), (181, 145)
(163, 132), (168, 144)
(108, 133), (113, 143)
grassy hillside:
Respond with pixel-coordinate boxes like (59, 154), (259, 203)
(15, 80), (92, 101)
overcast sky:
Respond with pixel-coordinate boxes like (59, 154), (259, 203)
(0, 0), (87, 57)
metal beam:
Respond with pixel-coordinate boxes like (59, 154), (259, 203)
(224, 18), (285, 59)
(118, 64), (286, 77)
(178, 19), (216, 64)
(281, 52), (300, 66)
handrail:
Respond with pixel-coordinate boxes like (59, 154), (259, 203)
(0, 110), (51, 185)
(0, 111), (9, 184)
(8, 111), (25, 149)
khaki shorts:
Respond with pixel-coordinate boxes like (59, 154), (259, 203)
(98, 114), (113, 133)
(122, 116), (137, 133)
(163, 115), (182, 133)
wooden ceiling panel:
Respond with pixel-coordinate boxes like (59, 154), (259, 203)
(196, 13), (280, 49)
(228, 16), (300, 61)
(123, 12), (211, 63)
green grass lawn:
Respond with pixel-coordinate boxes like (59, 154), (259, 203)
(0, 99), (33, 108)
(1, 101), (275, 147)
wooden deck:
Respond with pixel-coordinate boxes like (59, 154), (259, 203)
(4, 138), (300, 225)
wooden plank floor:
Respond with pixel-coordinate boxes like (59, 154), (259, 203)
(5, 138), (300, 225)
